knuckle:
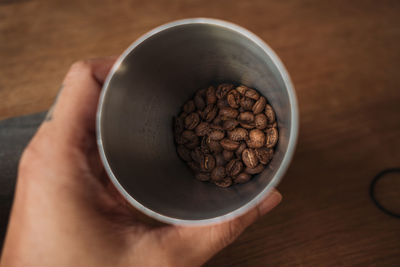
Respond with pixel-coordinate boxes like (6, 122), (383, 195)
(69, 60), (92, 74)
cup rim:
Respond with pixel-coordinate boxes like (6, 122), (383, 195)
(96, 18), (299, 226)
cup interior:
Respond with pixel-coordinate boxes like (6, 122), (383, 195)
(98, 20), (297, 223)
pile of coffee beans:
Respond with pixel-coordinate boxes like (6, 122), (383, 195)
(173, 83), (278, 187)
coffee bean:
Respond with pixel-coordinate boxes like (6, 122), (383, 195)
(254, 113), (268, 129)
(236, 85), (248, 95)
(210, 124), (224, 131)
(265, 127), (278, 148)
(217, 98), (229, 109)
(175, 134), (187, 145)
(235, 142), (247, 158)
(201, 154), (216, 172)
(240, 97), (254, 111)
(267, 121), (277, 129)
(184, 112), (200, 130)
(207, 137), (224, 153)
(215, 153), (226, 166)
(226, 159), (243, 177)
(194, 94), (205, 110)
(174, 115), (185, 135)
(228, 127), (248, 141)
(195, 172), (210, 181)
(195, 122), (210, 136)
(223, 149), (234, 161)
(185, 136), (199, 149)
(246, 129), (265, 148)
(255, 147), (274, 165)
(200, 136), (211, 154)
(227, 89), (241, 108)
(264, 104), (276, 124)
(177, 145), (192, 162)
(212, 116), (222, 125)
(245, 88), (260, 100)
(219, 107), (239, 120)
(214, 177), (232, 188)
(209, 129), (225, 141)
(234, 172), (251, 184)
(242, 148), (259, 168)
(202, 104), (218, 122)
(181, 130), (197, 142)
(252, 96), (266, 114)
(206, 86), (217, 104)
(220, 139), (240, 151)
(191, 147), (204, 164)
(240, 122), (255, 129)
(238, 111), (254, 123)
(244, 163), (265, 174)
(211, 166), (226, 181)
(183, 100), (196, 113)
(222, 119), (239, 131)
(216, 83), (234, 99)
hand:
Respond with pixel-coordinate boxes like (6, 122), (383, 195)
(0, 57), (282, 267)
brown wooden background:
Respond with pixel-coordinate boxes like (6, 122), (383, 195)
(1, 0), (400, 266)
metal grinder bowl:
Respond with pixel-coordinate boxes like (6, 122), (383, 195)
(97, 18), (299, 225)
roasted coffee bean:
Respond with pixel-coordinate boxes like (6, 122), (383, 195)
(201, 154), (216, 172)
(212, 116), (222, 125)
(238, 111), (254, 123)
(195, 172), (210, 181)
(228, 127), (248, 141)
(240, 122), (255, 129)
(211, 166), (226, 181)
(215, 153), (226, 166)
(222, 119), (239, 131)
(207, 137), (224, 153)
(210, 124), (224, 131)
(217, 98), (229, 109)
(236, 85), (248, 95)
(202, 104), (218, 122)
(175, 134), (187, 145)
(174, 115), (185, 134)
(195, 122), (210, 136)
(219, 107), (239, 120)
(181, 130), (197, 142)
(226, 159), (243, 177)
(254, 113), (268, 129)
(242, 148), (259, 168)
(265, 127), (278, 148)
(227, 89), (241, 108)
(206, 86), (217, 104)
(184, 112), (200, 130)
(245, 88), (260, 100)
(255, 147), (273, 165)
(209, 129), (225, 141)
(183, 100), (196, 113)
(191, 147), (204, 164)
(200, 136), (211, 153)
(264, 104), (276, 124)
(235, 142), (247, 158)
(246, 129), (265, 148)
(223, 149), (234, 161)
(194, 94), (205, 110)
(216, 83), (234, 99)
(234, 172), (251, 184)
(220, 139), (240, 151)
(188, 161), (200, 172)
(240, 97), (255, 111)
(177, 145), (192, 162)
(252, 96), (266, 114)
(185, 136), (199, 149)
(214, 177), (232, 188)
(245, 163), (265, 174)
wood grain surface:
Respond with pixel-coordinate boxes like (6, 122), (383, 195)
(1, 0), (400, 266)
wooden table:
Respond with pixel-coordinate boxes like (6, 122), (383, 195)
(1, 0), (399, 265)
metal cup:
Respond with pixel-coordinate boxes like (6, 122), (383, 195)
(97, 18), (298, 225)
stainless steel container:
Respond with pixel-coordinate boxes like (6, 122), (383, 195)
(97, 18), (298, 225)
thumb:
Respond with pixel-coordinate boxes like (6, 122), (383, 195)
(167, 189), (282, 266)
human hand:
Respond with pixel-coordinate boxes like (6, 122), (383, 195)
(0, 57), (282, 267)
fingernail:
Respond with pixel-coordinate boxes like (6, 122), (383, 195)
(259, 189), (282, 215)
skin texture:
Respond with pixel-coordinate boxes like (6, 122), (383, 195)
(0, 57), (282, 267)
